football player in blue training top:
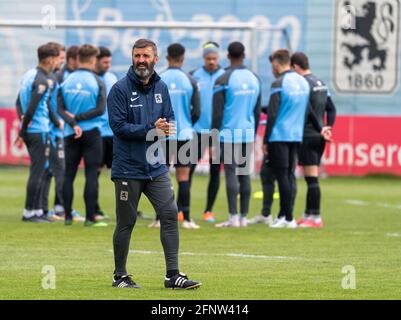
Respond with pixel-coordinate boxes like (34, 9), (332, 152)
(58, 44), (107, 227)
(158, 43), (201, 229)
(16, 43), (62, 222)
(212, 41), (262, 228)
(189, 41), (225, 223)
(93, 46), (118, 221)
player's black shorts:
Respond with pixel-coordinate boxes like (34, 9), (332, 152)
(64, 128), (102, 169)
(298, 136), (326, 166)
(194, 132), (213, 160)
(101, 136), (113, 169)
(267, 142), (299, 169)
(165, 139), (197, 167)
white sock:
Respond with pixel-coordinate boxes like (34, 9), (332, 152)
(54, 205), (64, 213)
(34, 209), (44, 217)
(312, 215), (321, 223)
(23, 209), (36, 219)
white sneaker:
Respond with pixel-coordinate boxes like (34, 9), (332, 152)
(248, 215), (273, 226)
(182, 220), (200, 229)
(270, 217), (298, 229)
(286, 219), (297, 229)
(215, 220), (232, 228)
(215, 215), (240, 228)
(148, 220), (160, 228)
(23, 209), (36, 219)
(270, 217), (287, 228)
(239, 216), (248, 227)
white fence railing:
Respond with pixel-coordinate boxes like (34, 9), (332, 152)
(0, 19), (291, 72)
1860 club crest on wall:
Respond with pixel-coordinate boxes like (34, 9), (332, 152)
(333, 0), (400, 94)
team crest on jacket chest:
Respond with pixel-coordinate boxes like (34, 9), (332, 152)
(47, 79), (54, 89)
(155, 93), (162, 103)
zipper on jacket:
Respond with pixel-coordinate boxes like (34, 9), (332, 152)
(146, 91), (152, 180)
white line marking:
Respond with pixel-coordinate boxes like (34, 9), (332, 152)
(122, 249), (301, 261)
(345, 200), (369, 206)
(377, 203), (401, 210)
(345, 199), (401, 210)
(386, 233), (401, 237)
(347, 231), (372, 235)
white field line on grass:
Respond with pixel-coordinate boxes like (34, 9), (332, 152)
(107, 250), (301, 261)
(135, 250), (302, 261)
(386, 233), (401, 237)
(345, 199), (401, 210)
(345, 200), (370, 206)
(344, 231), (401, 238)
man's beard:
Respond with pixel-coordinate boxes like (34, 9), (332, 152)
(97, 68), (108, 76)
(207, 63), (217, 71)
(134, 61), (155, 80)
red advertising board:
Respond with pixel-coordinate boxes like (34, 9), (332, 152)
(1, 108), (401, 176)
(322, 116), (401, 176)
(0, 109), (29, 165)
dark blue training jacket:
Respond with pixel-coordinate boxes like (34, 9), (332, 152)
(107, 66), (175, 180)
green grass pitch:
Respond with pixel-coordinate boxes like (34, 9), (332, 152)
(0, 166), (400, 299)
